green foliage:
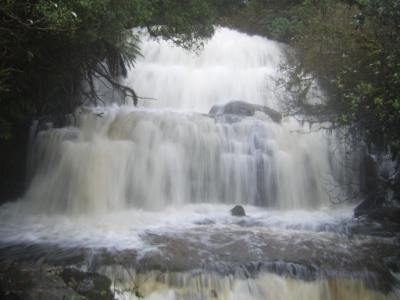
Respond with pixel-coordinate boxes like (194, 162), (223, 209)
(236, 0), (400, 157)
(0, 0), (220, 138)
(221, 0), (303, 41)
(136, 0), (216, 49)
(318, 0), (400, 156)
(267, 17), (301, 41)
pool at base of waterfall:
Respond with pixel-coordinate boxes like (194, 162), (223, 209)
(0, 203), (399, 299)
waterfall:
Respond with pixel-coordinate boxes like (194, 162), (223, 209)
(126, 28), (285, 112)
(21, 27), (349, 215)
(1, 28), (398, 300)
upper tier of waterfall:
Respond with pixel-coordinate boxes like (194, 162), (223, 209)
(125, 27), (287, 112)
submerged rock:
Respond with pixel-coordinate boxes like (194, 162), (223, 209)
(230, 205), (246, 217)
(209, 101), (282, 123)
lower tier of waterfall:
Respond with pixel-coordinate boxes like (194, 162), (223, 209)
(22, 106), (348, 215)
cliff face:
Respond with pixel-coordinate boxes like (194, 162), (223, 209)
(355, 151), (400, 223)
(0, 121), (30, 204)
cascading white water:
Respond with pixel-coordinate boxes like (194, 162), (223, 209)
(20, 28), (348, 214)
(126, 28), (285, 112)
(25, 109), (342, 214)
(1, 27), (399, 300)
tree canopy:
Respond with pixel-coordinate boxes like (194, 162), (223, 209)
(228, 0), (400, 157)
(0, 0), (238, 138)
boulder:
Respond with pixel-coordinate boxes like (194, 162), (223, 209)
(0, 263), (114, 300)
(222, 101), (255, 116)
(230, 205), (246, 217)
(354, 207), (400, 224)
(209, 101), (282, 123)
(61, 268), (113, 300)
(0, 264), (80, 300)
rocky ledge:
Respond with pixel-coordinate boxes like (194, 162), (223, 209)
(0, 263), (113, 300)
(209, 101), (282, 123)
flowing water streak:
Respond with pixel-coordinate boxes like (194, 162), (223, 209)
(105, 270), (399, 300)
(23, 109), (341, 214)
(125, 28), (286, 112)
(21, 28), (349, 215)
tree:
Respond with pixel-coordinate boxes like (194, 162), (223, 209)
(0, 0), (224, 139)
(231, 0), (400, 157)
(283, 0), (400, 157)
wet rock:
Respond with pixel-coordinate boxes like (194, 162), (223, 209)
(0, 263), (114, 300)
(0, 120), (30, 204)
(0, 264), (79, 300)
(355, 207), (400, 224)
(230, 205), (246, 217)
(221, 101), (255, 116)
(140, 224), (399, 292)
(61, 268), (113, 300)
(356, 154), (380, 211)
(354, 154), (387, 219)
(209, 101), (282, 123)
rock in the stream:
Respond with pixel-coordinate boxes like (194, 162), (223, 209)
(61, 268), (113, 300)
(0, 264), (78, 300)
(230, 205), (246, 217)
(355, 207), (400, 224)
(209, 101), (282, 123)
(0, 263), (113, 300)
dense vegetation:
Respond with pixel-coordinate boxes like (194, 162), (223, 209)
(0, 0), (245, 139)
(228, 0), (400, 159)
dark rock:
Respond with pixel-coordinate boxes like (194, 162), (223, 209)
(393, 169), (400, 205)
(209, 101), (282, 123)
(0, 113), (76, 205)
(0, 264), (79, 300)
(141, 225), (399, 292)
(61, 268), (113, 300)
(0, 120), (30, 204)
(355, 154), (385, 217)
(385, 256), (400, 273)
(355, 207), (400, 224)
(223, 101), (255, 116)
(359, 154), (380, 204)
(230, 205), (246, 217)
(0, 263), (114, 300)
(354, 151), (400, 220)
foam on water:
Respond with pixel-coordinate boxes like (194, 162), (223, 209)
(0, 200), (354, 252)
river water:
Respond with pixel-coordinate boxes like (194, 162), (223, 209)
(0, 28), (398, 299)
